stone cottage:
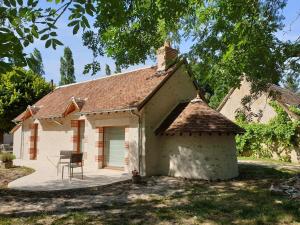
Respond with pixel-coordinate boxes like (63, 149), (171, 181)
(12, 43), (243, 180)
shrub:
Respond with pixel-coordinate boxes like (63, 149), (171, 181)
(236, 101), (300, 161)
(0, 152), (16, 163)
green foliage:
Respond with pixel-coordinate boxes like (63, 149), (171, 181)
(282, 41), (300, 93)
(0, 68), (52, 132)
(29, 48), (45, 76)
(105, 64), (111, 76)
(114, 63), (121, 74)
(289, 106), (300, 116)
(284, 74), (299, 93)
(236, 102), (300, 161)
(0, 152), (15, 162)
(1, 0), (299, 91)
(59, 47), (75, 85)
(81, 0), (297, 105)
(0, 0), (95, 73)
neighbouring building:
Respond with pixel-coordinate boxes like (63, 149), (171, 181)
(218, 78), (300, 163)
(12, 43), (243, 180)
(0, 132), (13, 145)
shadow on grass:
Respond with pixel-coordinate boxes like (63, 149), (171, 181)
(0, 163), (299, 225)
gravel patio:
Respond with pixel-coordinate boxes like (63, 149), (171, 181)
(8, 159), (130, 191)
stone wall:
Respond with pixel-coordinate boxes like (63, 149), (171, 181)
(158, 133), (239, 180)
(219, 79), (277, 123)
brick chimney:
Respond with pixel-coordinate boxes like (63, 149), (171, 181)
(157, 41), (178, 71)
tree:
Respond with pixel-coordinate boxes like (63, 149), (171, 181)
(114, 63), (121, 74)
(105, 64), (111, 76)
(0, 0), (95, 74)
(60, 47), (75, 85)
(0, 68), (52, 133)
(30, 48), (45, 76)
(81, 0), (299, 107)
(1, 0), (300, 97)
(283, 74), (299, 93)
(282, 43), (300, 93)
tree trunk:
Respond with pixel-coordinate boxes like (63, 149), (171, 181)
(0, 131), (3, 144)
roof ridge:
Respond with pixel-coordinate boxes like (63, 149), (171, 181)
(56, 65), (156, 90)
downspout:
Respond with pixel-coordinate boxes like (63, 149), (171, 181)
(130, 110), (142, 174)
(21, 123), (24, 159)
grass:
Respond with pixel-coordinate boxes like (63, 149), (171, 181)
(0, 163), (299, 225)
(238, 156), (299, 165)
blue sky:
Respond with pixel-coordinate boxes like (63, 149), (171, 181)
(26, 0), (300, 85)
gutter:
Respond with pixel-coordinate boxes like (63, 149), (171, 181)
(77, 107), (137, 116)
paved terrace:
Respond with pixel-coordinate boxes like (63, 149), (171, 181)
(9, 159), (130, 191)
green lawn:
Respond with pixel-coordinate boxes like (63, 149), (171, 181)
(0, 162), (299, 225)
(238, 156), (299, 165)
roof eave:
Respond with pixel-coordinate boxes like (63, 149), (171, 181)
(158, 130), (244, 136)
(36, 107), (138, 120)
(216, 87), (236, 112)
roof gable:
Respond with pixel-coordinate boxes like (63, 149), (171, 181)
(217, 80), (300, 119)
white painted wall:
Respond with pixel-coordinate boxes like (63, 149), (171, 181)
(158, 133), (239, 180)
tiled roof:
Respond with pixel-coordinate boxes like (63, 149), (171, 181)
(269, 84), (300, 106)
(156, 97), (244, 135)
(218, 81), (300, 112)
(14, 62), (184, 121)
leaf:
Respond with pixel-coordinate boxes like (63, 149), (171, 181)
(67, 20), (79, 27)
(73, 23), (80, 34)
(53, 39), (63, 46)
(9, 0), (16, 7)
(23, 40), (29, 47)
(24, 27), (30, 33)
(31, 27), (39, 38)
(85, 3), (94, 16)
(52, 40), (56, 49)
(49, 32), (57, 36)
(40, 34), (49, 40)
(27, 34), (33, 43)
(45, 39), (51, 48)
(32, 0), (38, 7)
(38, 28), (49, 34)
(3, 0), (11, 7)
(27, 0), (33, 6)
(82, 16), (90, 28)
(16, 28), (24, 37)
(16, 0), (23, 5)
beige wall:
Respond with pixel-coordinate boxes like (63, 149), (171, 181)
(143, 65), (198, 175)
(13, 112), (139, 172)
(220, 80), (277, 123)
(158, 133), (239, 180)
